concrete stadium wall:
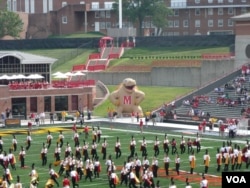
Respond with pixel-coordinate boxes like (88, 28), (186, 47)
(88, 59), (235, 87)
(235, 35), (250, 68)
(201, 59), (235, 84)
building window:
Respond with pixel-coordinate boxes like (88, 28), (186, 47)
(80, 1), (85, 4)
(228, 8), (234, 15)
(44, 96), (51, 112)
(100, 11), (105, 18)
(218, 19), (223, 27)
(208, 0), (213, 3)
(228, 0), (233, 3)
(195, 20), (200, 27)
(106, 11), (111, 18)
(241, 0), (246, 2)
(174, 20), (179, 27)
(55, 96), (68, 111)
(62, 2), (67, 7)
(168, 20), (173, 28)
(195, 9), (200, 16)
(195, 0), (200, 3)
(218, 0), (223, 3)
(95, 11), (100, 18)
(183, 20), (189, 28)
(218, 8), (223, 15)
(100, 22), (106, 29)
(104, 2), (113, 9)
(92, 2), (99, 9)
(106, 22), (111, 28)
(208, 8), (213, 15)
(208, 19), (213, 27)
(241, 7), (247, 14)
(228, 19), (233, 27)
(62, 16), (67, 24)
(174, 9), (179, 16)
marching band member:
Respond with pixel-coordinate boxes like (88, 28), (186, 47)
(5, 167), (12, 185)
(19, 146), (26, 168)
(171, 138), (177, 155)
(147, 169), (155, 188)
(15, 175), (22, 188)
(128, 167), (137, 188)
(109, 169), (117, 188)
(223, 148), (230, 171)
(134, 156), (141, 179)
(129, 136), (136, 159)
(54, 143), (61, 161)
(3, 151), (9, 169)
(152, 156), (159, 178)
(82, 140), (89, 162)
(94, 156), (101, 178)
(120, 162), (129, 186)
(142, 156), (150, 173)
(58, 131), (64, 148)
(115, 137), (121, 159)
(105, 155), (112, 173)
(12, 135), (17, 152)
(216, 148), (222, 172)
(180, 136), (186, 154)
(141, 137), (147, 157)
(236, 145), (242, 170)
(187, 138), (193, 154)
(97, 126), (102, 143)
(75, 143), (81, 160)
(84, 125), (89, 140)
(101, 138), (108, 160)
(195, 133), (201, 153)
(200, 176), (208, 188)
(25, 131), (32, 151)
(65, 142), (72, 158)
(203, 149), (211, 174)
(29, 163), (39, 181)
(163, 134), (169, 155)
(8, 149), (16, 171)
(49, 163), (59, 187)
(73, 130), (80, 147)
(41, 143), (48, 166)
(164, 153), (171, 176)
(85, 158), (94, 182)
(70, 167), (79, 188)
(0, 136), (3, 152)
(92, 127), (97, 143)
(62, 175), (70, 188)
(46, 131), (53, 149)
(175, 154), (180, 175)
(154, 136), (160, 157)
(189, 151), (196, 174)
(91, 140), (98, 161)
(142, 170), (151, 188)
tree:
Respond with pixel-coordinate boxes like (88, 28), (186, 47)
(0, 9), (24, 38)
(112, 0), (171, 36)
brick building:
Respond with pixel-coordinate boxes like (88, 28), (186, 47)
(0, 51), (95, 120)
(3, 0), (250, 38)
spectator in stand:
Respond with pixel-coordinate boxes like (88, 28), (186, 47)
(219, 122), (226, 138)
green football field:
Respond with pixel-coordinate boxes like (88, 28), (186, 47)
(0, 122), (248, 188)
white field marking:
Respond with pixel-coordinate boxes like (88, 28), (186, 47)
(138, 139), (155, 143)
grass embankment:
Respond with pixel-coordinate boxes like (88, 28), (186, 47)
(23, 45), (229, 117)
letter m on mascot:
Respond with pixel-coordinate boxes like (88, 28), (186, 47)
(124, 96), (132, 104)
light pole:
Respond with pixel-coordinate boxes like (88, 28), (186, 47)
(119, 0), (122, 28)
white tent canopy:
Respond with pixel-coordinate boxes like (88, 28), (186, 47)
(26, 74), (44, 79)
